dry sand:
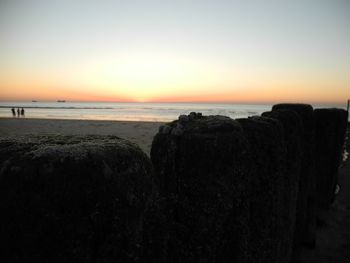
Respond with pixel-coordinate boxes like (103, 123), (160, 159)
(0, 118), (164, 155)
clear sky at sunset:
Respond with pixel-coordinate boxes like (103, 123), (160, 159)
(0, 0), (349, 104)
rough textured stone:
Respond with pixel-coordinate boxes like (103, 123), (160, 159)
(314, 109), (348, 211)
(0, 135), (154, 263)
(151, 113), (250, 263)
(237, 116), (286, 263)
(272, 103), (316, 251)
(262, 110), (303, 263)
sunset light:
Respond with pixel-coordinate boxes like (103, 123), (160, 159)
(0, 2), (350, 261)
(1, 0), (349, 104)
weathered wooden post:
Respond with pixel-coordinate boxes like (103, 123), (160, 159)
(272, 104), (316, 260)
(237, 116), (287, 263)
(262, 110), (303, 263)
(151, 113), (250, 263)
(314, 109), (348, 213)
(0, 135), (154, 262)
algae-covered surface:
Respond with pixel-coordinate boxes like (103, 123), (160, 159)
(151, 113), (250, 263)
(0, 134), (154, 262)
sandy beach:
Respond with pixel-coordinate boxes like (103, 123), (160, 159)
(0, 118), (164, 155)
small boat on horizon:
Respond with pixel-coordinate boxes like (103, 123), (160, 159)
(57, 100), (66, 103)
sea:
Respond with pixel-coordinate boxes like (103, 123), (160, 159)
(0, 101), (347, 122)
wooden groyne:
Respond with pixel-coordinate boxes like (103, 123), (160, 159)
(0, 104), (347, 263)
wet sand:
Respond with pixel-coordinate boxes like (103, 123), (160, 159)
(0, 118), (164, 155)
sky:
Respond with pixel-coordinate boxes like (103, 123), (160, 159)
(0, 0), (349, 104)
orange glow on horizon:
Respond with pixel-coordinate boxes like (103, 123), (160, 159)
(1, 50), (348, 105)
(0, 83), (347, 105)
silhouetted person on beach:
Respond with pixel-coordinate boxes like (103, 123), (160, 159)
(17, 108), (20, 117)
(11, 108), (16, 117)
(21, 108), (25, 117)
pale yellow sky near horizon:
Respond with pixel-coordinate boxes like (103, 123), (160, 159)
(1, 0), (349, 104)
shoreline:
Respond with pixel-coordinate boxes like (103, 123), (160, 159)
(0, 117), (164, 155)
(0, 116), (167, 123)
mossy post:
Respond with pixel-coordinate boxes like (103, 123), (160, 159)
(0, 135), (154, 263)
(237, 116), (286, 263)
(314, 109), (348, 213)
(262, 110), (303, 263)
(151, 113), (250, 263)
(272, 104), (316, 252)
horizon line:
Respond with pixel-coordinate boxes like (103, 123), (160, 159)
(0, 99), (347, 106)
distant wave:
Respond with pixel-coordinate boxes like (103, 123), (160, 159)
(0, 106), (114, 110)
(0, 102), (274, 122)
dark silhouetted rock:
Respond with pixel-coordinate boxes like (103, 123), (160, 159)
(314, 109), (348, 212)
(0, 135), (153, 263)
(237, 116), (286, 263)
(272, 103), (316, 251)
(262, 110), (303, 263)
(151, 113), (250, 263)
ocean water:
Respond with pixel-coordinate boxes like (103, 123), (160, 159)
(0, 101), (347, 122)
